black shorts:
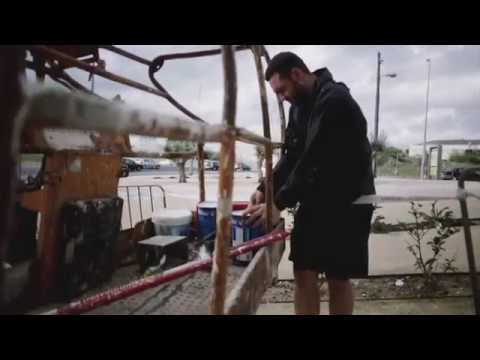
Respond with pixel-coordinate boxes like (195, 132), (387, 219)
(289, 203), (374, 279)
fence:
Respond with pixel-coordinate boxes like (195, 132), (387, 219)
(117, 185), (167, 229)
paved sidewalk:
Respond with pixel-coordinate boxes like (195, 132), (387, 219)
(256, 297), (474, 315)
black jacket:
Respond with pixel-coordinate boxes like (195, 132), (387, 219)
(258, 68), (375, 211)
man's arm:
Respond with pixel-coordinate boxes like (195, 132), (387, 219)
(256, 108), (298, 197)
(256, 152), (292, 195)
(274, 92), (368, 211)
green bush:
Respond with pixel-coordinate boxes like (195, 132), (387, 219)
(449, 152), (480, 164)
(401, 202), (459, 292)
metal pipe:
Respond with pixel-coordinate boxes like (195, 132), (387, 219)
(32, 46), (206, 124)
(149, 186), (154, 213)
(100, 45), (152, 66)
(25, 60), (106, 100)
(30, 46), (169, 98)
(126, 187), (133, 229)
(102, 46), (250, 124)
(147, 65), (206, 124)
(153, 45), (250, 61)
(101, 45), (250, 65)
(210, 45), (237, 315)
(252, 46), (273, 232)
(197, 144), (206, 202)
(373, 52), (382, 178)
(420, 59), (432, 180)
(137, 187), (143, 221)
(42, 231), (289, 315)
(158, 185), (167, 208)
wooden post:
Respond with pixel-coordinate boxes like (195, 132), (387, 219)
(197, 144), (206, 202)
(210, 45), (237, 315)
(0, 47), (24, 307)
(252, 46), (274, 233)
(458, 175), (480, 314)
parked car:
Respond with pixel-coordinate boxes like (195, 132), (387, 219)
(440, 169), (454, 180)
(235, 163), (251, 171)
(205, 160), (219, 171)
(453, 167), (464, 180)
(142, 159), (160, 170)
(122, 158), (142, 171)
(119, 161), (129, 177)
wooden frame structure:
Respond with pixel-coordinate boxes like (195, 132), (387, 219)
(0, 45), (287, 315)
(4, 45), (476, 315)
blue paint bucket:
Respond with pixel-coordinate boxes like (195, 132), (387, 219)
(197, 201), (217, 239)
(231, 210), (265, 264)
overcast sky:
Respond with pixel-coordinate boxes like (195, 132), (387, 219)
(44, 45), (480, 165)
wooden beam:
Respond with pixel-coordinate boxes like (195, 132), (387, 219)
(225, 223), (286, 315)
(20, 87), (227, 143)
(210, 46), (237, 315)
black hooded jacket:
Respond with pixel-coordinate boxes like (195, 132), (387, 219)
(258, 68), (375, 211)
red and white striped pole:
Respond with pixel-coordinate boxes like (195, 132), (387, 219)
(42, 231), (289, 315)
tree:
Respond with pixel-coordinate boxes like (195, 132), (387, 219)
(370, 130), (388, 153)
(449, 150), (480, 165)
(204, 149), (220, 160)
(164, 140), (196, 183)
(255, 145), (265, 182)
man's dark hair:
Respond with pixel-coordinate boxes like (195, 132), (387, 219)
(265, 52), (310, 81)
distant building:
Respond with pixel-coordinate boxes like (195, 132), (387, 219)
(409, 139), (480, 160)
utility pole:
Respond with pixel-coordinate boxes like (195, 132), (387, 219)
(373, 52), (382, 178)
(420, 58), (432, 180)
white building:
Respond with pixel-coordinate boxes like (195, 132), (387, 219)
(409, 139), (480, 160)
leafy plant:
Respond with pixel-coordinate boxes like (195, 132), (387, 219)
(449, 151), (480, 165)
(401, 202), (460, 292)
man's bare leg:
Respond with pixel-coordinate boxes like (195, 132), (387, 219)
(327, 278), (354, 315)
(294, 269), (320, 315)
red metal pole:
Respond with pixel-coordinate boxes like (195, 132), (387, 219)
(42, 231), (289, 315)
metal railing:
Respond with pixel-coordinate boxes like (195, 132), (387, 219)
(117, 185), (167, 229)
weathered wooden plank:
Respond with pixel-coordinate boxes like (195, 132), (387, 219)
(35, 152), (122, 302)
(210, 45), (237, 315)
(224, 229), (286, 315)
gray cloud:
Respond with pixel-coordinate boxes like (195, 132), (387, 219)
(27, 45), (480, 164)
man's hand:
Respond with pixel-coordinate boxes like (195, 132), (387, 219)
(244, 190), (265, 226)
(249, 190), (265, 207)
(243, 203), (281, 229)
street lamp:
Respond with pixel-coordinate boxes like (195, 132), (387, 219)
(372, 51), (397, 177)
(420, 58), (432, 180)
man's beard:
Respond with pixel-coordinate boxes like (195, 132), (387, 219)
(290, 84), (310, 106)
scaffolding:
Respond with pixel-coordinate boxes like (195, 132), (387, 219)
(0, 45), (288, 315)
(1, 45), (479, 315)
